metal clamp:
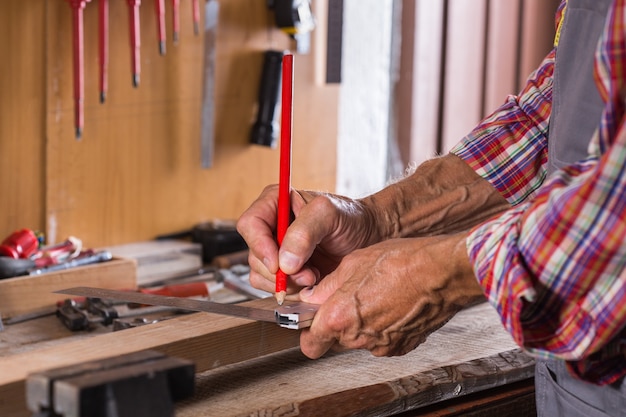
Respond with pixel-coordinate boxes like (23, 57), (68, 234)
(275, 302), (319, 329)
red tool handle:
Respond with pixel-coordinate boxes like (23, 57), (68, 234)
(155, 0), (166, 55)
(0, 228), (39, 259)
(172, 0), (180, 43)
(127, 0), (142, 87)
(141, 282), (209, 298)
(66, 0), (89, 139)
(98, 0), (109, 103)
(275, 54), (294, 303)
(192, 0), (200, 35)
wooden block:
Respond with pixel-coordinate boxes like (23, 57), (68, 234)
(0, 257), (136, 319)
(0, 297), (299, 417)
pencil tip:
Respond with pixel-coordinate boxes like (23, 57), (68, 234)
(133, 74), (140, 88)
(275, 291), (286, 306)
(75, 127), (82, 140)
(194, 22), (199, 35)
(173, 32), (179, 44)
(100, 92), (106, 104)
(159, 41), (166, 56)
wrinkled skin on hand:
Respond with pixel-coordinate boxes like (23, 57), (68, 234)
(236, 185), (379, 296)
(298, 233), (486, 359)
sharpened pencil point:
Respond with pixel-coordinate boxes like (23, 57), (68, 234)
(159, 40), (166, 56)
(275, 291), (286, 306)
(100, 91), (106, 104)
(173, 32), (179, 44)
(75, 126), (83, 140)
(132, 74), (140, 88)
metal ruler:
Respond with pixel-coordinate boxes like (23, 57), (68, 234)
(56, 287), (318, 329)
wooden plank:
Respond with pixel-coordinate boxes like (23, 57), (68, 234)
(0, 297), (300, 417)
(441, 0), (488, 153)
(175, 302), (535, 416)
(518, 0), (560, 88)
(0, 257), (136, 318)
(396, 0), (445, 167)
(484, 0), (521, 113)
(0, 0), (47, 236)
(0, 301), (532, 417)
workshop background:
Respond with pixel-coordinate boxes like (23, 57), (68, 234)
(0, 0), (558, 248)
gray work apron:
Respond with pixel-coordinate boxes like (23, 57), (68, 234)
(538, 0), (626, 415)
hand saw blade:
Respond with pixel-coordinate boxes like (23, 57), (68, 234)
(55, 287), (318, 329)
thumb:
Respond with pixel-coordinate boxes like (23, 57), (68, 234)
(299, 273), (345, 305)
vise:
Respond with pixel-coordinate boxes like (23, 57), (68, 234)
(26, 350), (194, 417)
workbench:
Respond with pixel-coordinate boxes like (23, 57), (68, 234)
(0, 300), (536, 417)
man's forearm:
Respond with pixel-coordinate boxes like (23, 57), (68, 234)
(360, 154), (510, 240)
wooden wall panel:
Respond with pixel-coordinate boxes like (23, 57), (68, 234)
(396, 0), (560, 164)
(484, 0), (522, 113)
(441, 0), (488, 153)
(0, 1), (47, 237)
(6, 0), (340, 247)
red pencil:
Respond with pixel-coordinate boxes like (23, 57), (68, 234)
(275, 54), (294, 305)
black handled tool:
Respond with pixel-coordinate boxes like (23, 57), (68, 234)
(250, 50), (284, 147)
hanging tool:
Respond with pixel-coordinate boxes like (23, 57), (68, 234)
(250, 50), (284, 147)
(171, 0), (180, 43)
(200, 0), (219, 168)
(26, 351), (194, 417)
(57, 286), (319, 329)
(155, 0), (166, 55)
(192, 0), (200, 35)
(126, 0), (142, 87)
(98, 0), (109, 102)
(66, 0), (91, 139)
(270, 0), (315, 54)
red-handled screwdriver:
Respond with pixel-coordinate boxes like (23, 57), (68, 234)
(192, 0), (200, 35)
(66, 0), (90, 139)
(155, 0), (166, 55)
(98, 0), (109, 103)
(171, 0), (180, 43)
(126, 0), (142, 87)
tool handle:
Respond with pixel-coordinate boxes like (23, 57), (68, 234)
(141, 282), (209, 298)
(250, 50), (284, 147)
(56, 300), (90, 331)
(0, 257), (35, 279)
(87, 298), (119, 325)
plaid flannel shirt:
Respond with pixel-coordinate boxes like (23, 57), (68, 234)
(451, 0), (626, 385)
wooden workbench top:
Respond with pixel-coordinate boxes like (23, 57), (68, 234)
(176, 302), (535, 417)
(0, 299), (534, 417)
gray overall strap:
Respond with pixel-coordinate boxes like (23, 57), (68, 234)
(547, 0), (609, 175)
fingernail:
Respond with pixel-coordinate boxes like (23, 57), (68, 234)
(300, 286), (314, 299)
(262, 257), (272, 271)
(280, 251), (300, 272)
(294, 275), (311, 286)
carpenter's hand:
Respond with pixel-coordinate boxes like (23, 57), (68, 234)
(236, 186), (378, 297)
(298, 232), (485, 359)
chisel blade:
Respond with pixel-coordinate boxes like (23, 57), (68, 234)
(55, 287), (317, 329)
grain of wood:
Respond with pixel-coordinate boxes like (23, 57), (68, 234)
(175, 302), (534, 417)
(0, 298), (298, 417)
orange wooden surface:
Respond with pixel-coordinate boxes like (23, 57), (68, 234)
(0, 0), (338, 247)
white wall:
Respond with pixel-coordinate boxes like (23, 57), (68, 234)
(336, 0), (395, 198)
